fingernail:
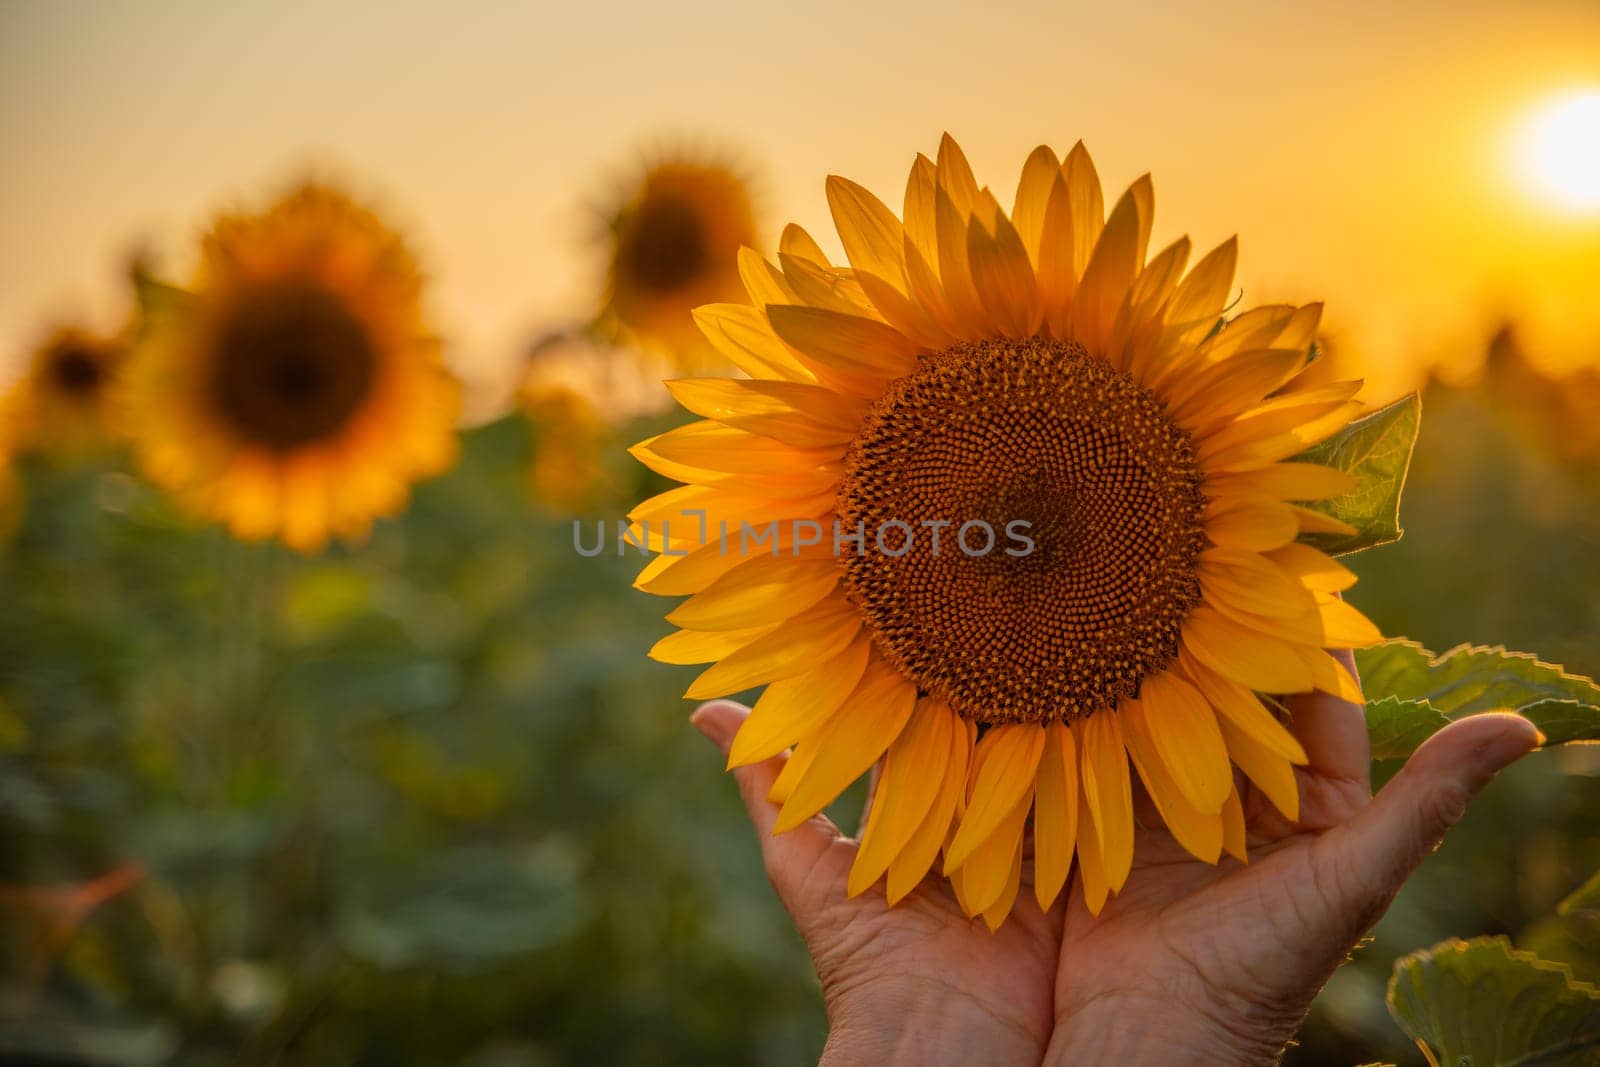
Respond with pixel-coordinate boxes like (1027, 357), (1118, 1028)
(689, 702), (737, 752)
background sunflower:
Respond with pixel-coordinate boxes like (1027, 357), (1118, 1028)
(7, 326), (126, 456)
(594, 155), (759, 370)
(123, 183), (460, 552)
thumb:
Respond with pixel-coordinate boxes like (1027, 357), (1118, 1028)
(689, 700), (845, 903)
(1313, 712), (1540, 934)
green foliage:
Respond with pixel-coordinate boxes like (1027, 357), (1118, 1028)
(1297, 393), (1421, 556)
(1358, 641), (1600, 760)
(1387, 937), (1600, 1066)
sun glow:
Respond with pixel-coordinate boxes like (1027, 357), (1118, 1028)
(1518, 91), (1600, 214)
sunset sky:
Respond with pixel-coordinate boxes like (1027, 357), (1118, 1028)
(3, 0), (1597, 405)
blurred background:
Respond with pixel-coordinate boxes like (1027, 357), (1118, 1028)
(1, 1), (1597, 1064)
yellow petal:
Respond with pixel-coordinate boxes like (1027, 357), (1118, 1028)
(944, 723), (1047, 871)
(692, 303), (816, 382)
(648, 624), (774, 665)
(935, 133), (980, 215)
(1163, 236), (1238, 346)
(777, 251), (878, 321)
(664, 377), (864, 448)
(1136, 671), (1233, 814)
(637, 421), (844, 477)
(1302, 646), (1365, 704)
(1032, 721), (1078, 911)
(1036, 170), (1076, 335)
(1216, 713), (1300, 821)
(827, 175), (909, 293)
(738, 246), (795, 308)
(1179, 649), (1309, 764)
(773, 662), (917, 832)
(685, 604), (861, 699)
(1315, 595), (1384, 648)
(966, 209), (1040, 338)
(887, 717), (973, 904)
(1208, 462), (1356, 503)
(780, 223), (830, 265)
(667, 556), (839, 631)
(1120, 697), (1224, 863)
(1011, 145), (1061, 266)
(728, 639), (872, 766)
(1182, 604), (1315, 694)
(1221, 787), (1248, 862)
(979, 840), (1025, 932)
(1164, 348), (1307, 432)
(1203, 494), (1299, 552)
(1199, 547), (1320, 619)
(1078, 711), (1134, 893)
(1289, 504), (1358, 537)
(955, 788), (1031, 916)
(1074, 771), (1110, 915)
(1062, 141), (1105, 283)
(1266, 542), (1357, 592)
(934, 185), (985, 331)
(1073, 176), (1149, 353)
(765, 305), (919, 381)
(849, 696), (956, 897)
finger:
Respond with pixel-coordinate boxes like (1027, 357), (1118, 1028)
(689, 701), (845, 895)
(1285, 647), (1370, 785)
(1307, 712), (1539, 938)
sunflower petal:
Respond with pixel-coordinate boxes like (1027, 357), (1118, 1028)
(1136, 672), (1233, 814)
(765, 305), (920, 380)
(849, 696), (956, 897)
(1032, 721), (1078, 911)
(1182, 604), (1316, 694)
(685, 606), (861, 699)
(1079, 711), (1135, 892)
(1216, 714), (1300, 821)
(944, 723), (1047, 871)
(827, 175), (909, 293)
(887, 717), (972, 904)
(728, 639), (872, 766)
(1120, 697), (1224, 863)
(648, 624), (775, 665)
(774, 662), (918, 832)
(667, 556), (839, 631)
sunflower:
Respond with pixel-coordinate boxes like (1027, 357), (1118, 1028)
(9, 326), (126, 455)
(125, 183), (459, 552)
(632, 136), (1381, 928)
(598, 157), (758, 368)
(519, 381), (615, 514)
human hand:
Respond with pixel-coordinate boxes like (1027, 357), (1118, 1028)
(691, 700), (1061, 1066)
(1042, 650), (1540, 1064)
(691, 648), (1539, 1067)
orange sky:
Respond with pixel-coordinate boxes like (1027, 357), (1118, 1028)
(3, 0), (1597, 405)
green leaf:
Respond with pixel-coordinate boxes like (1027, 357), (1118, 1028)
(1295, 392), (1421, 556)
(1387, 936), (1600, 1067)
(1357, 640), (1600, 760)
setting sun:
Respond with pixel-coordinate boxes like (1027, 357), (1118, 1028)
(1519, 90), (1600, 213)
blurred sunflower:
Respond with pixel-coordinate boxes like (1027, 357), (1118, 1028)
(125, 183), (459, 552)
(597, 156), (758, 368)
(633, 135), (1381, 928)
(519, 381), (615, 513)
(9, 326), (126, 455)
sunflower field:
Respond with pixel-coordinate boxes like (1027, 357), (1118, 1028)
(5, 9), (1600, 1063)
